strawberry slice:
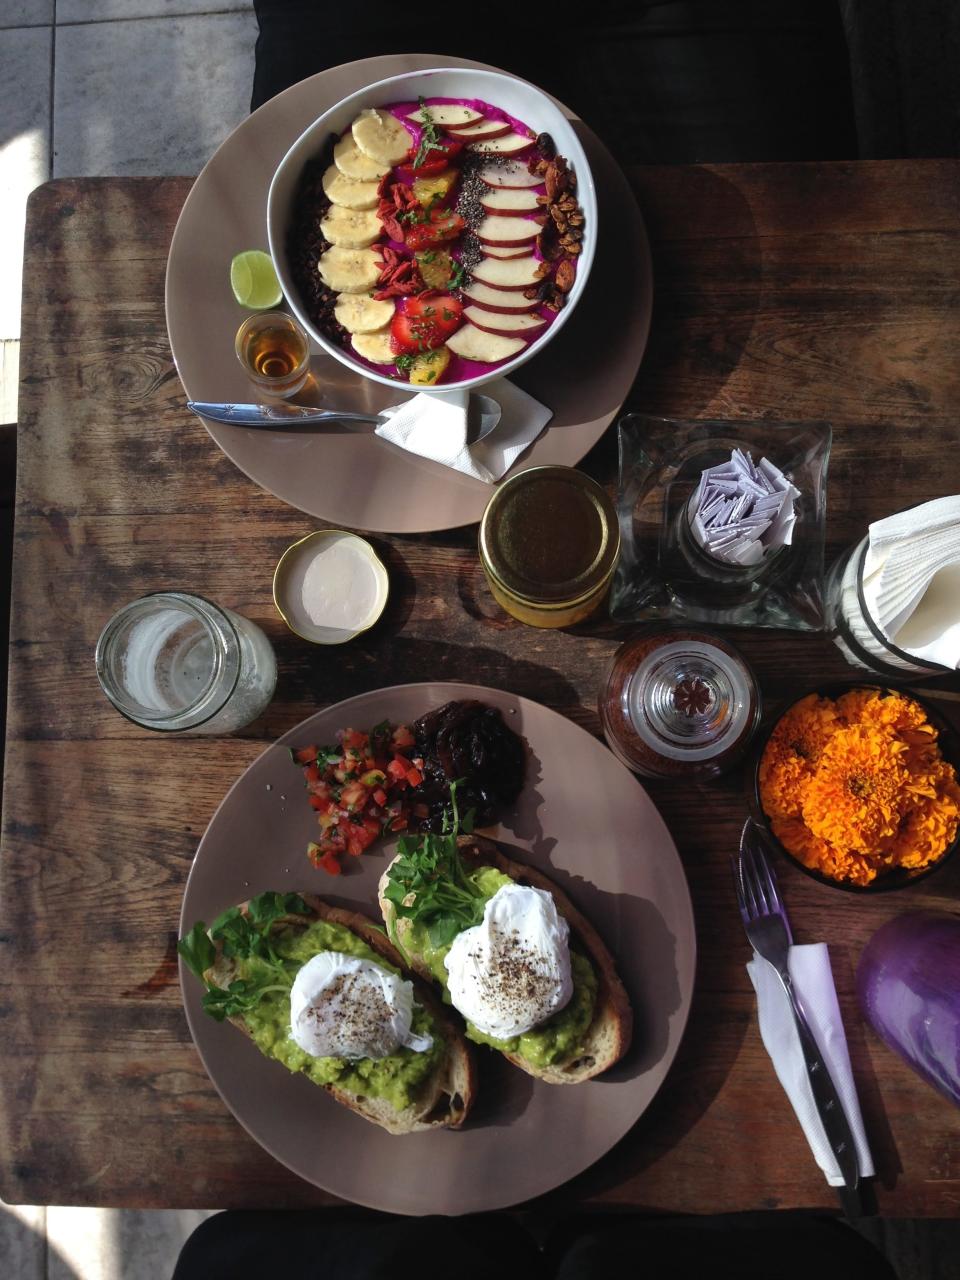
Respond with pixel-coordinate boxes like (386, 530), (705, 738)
(409, 138), (464, 177)
(405, 207), (466, 252)
(390, 294), (463, 354)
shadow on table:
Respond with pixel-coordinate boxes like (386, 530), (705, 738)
(268, 633), (582, 734)
(626, 165), (762, 420)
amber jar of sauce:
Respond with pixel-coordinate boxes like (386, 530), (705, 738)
(479, 466), (620, 628)
(599, 627), (761, 778)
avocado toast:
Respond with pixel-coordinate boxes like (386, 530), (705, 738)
(379, 833), (632, 1084)
(179, 891), (475, 1135)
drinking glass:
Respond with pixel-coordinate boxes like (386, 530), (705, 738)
(235, 311), (310, 399)
(95, 592), (277, 733)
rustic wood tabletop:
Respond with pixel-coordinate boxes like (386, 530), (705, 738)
(2, 159), (959, 1214)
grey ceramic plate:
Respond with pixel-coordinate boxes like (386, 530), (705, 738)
(179, 682), (695, 1215)
(165, 54), (653, 534)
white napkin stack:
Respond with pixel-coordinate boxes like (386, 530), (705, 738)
(861, 496), (960, 668)
(747, 945), (875, 1188)
(375, 380), (553, 484)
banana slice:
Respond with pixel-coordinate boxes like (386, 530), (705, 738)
(333, 133), (391, 182)
(321, 164), (380, 211)
(352, 108), (413, 167)
(334, 294), (395, 334)
(352, 324), (396, 364)
(317, 246), (382, 294)
(320, 205), (383, 249)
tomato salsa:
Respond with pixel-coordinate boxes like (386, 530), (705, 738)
(292, 722), (426, 874)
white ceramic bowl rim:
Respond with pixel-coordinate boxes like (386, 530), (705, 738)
(267, 66), (597, 394)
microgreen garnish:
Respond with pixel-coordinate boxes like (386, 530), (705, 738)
(177, 891), (310, 1022)
(449, 260), (469, 291)
(413, 96), (444, 170)
(383, 783), (482, 948)
(395, 354), (416, 374)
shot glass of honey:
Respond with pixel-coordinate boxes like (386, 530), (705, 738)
(235, 311), (310, 398)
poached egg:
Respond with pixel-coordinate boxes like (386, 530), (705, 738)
(289, 951), (433, 1061)
(443, 883), (573, 1040)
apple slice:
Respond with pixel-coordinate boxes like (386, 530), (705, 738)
(463, 283), (540, 314)
(472, 256), (541, 290)
(406, 104), (481, 128)
(443, 117), (511, 141)
(482, 245), (532, 260)
(464, 307), (546, 337)
(469, 132), (535, 156)
(446, 324), (526, 363)
(481, 187), (542, 214)
(476, 215), (539, 247)
(479, 161), (542, 189)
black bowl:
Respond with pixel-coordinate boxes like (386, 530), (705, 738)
(749, 680), (960, 893)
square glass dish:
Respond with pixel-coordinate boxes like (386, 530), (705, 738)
(611, 415), (831, 630)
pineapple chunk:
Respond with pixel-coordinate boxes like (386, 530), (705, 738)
(412, 168), (457, 207)
(409, 346), (451, 386)
(415, 248), (454, 290)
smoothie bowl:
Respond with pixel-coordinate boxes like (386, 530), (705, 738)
(267, 68), (597, 393)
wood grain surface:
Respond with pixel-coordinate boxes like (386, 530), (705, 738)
(3, 161), (960, 1213)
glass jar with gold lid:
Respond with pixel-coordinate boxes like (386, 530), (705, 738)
(479, 465), (620, 628)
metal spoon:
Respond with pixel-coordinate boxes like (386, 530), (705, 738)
(187, 395), (503, 445)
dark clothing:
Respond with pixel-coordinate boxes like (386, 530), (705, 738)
(172, 1209), (898, 1280)
(251, 1), (858, 164)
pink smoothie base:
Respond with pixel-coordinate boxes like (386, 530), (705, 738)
(341, 96), (575, 388)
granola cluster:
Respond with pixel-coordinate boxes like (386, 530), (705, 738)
(526, 139), (584, 312)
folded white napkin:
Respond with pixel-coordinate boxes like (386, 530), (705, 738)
(374, 379), (552, 484)
(861, 496), (960, 668)
(747, 945), (875, 1188)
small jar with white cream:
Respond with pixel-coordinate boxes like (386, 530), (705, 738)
(273, 530), (389, 645)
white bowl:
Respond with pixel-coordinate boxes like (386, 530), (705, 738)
(267, 67), (597, 394)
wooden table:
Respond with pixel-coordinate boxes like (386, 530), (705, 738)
(3, 160), (959, 1214)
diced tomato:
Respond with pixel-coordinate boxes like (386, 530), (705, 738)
(406, 767), (423, 787)
(392, 725), (415, 749)
(341, 729), (367, 750)
(308, 793), (334, 813)
(390, 817), (409, 832)
(386, 758), (409, 782)
(294, 745), (317, 765)
(372, 787), (388, 807)
(405, 209), (466, 253)
(307, 842), (342, 875)
(303, 763), (321, 786)
(340, 781), (368, 811)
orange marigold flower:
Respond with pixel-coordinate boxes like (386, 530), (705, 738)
(759, 688), (960, 885)
(758, 694), (837, 820)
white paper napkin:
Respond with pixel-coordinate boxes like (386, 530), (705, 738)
(861, 496), (960, 668)
(374, 379), (553, 484)
(688, 448), (800, 566)
(747, 944), (875, 1188)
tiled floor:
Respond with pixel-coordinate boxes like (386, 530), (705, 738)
(0, 0), (256, 420)
(1, 2), (253, 1273)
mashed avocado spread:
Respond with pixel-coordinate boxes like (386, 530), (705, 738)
(402, 866), (598, 1068)
(239, 920), (442, 1113)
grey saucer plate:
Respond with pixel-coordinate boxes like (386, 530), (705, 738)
(179, 682), (695, 1215)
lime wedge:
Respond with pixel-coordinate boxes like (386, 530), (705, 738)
(230, 250), (282, 310)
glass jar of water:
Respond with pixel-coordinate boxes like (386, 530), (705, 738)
(95, 592), (277, 733)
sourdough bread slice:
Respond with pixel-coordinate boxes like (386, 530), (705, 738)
(204, 894), (476, 1134)
(378, 837), (632, 1084)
